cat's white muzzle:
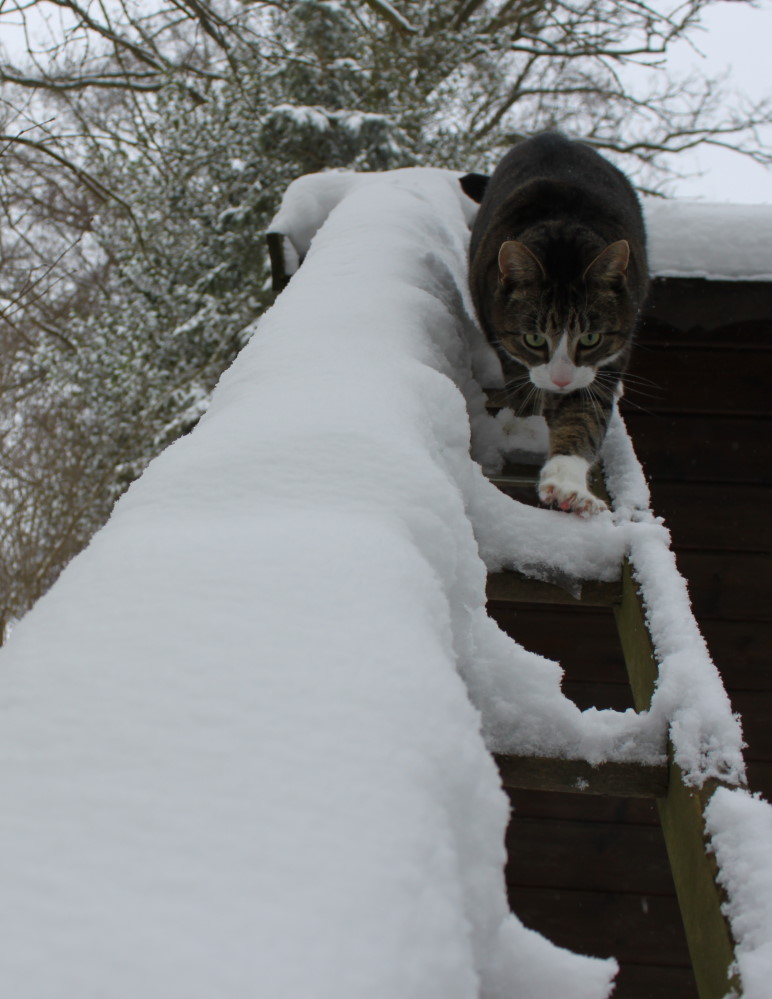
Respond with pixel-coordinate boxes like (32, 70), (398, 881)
(528, 333), (596, 393)
(530, 361), (595, 394)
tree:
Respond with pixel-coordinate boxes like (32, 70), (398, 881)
(0, 0), (770, 630)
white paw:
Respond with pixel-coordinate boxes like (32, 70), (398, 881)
(538, 455), (608, 518)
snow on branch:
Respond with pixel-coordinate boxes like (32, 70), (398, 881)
(359, 0), (418, 34)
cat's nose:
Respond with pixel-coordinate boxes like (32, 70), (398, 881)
(552, 375), (572, 388)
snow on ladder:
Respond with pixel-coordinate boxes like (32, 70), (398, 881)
(486, 452), (741, 999)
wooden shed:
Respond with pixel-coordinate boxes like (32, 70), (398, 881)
(490, 251), (772, 997)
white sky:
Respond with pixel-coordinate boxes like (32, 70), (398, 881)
(1, 0), (771, 203)
(662, 0), (772, 203)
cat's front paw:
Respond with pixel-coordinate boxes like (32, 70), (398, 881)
(538, 455), (608, 518)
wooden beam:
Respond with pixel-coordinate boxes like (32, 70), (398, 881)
(658, 768), (742, 999)
(495, 753), (668, 798)
(613, 559), (741, 999)
(487, 571), (622, 607)
(613, 559), (660, 710)
(488, 462), (540, 488)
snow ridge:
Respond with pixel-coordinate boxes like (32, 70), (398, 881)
(706, 788), (772, 999)
(0, 167), (618, 998)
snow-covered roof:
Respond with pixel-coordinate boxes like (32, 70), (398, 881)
(271, 174), (772, 284)
(644, 198), (772, 282)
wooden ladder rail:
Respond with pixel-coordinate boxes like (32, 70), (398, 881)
(488, 465), (742, 999)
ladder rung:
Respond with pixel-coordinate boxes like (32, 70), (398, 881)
(488, 463), (540, 489)
(487, 570), (622, 607)
(495, 753), (669, 798)
(488, 474), (537, 489)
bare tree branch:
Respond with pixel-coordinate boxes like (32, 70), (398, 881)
(358, 0), (417, 35)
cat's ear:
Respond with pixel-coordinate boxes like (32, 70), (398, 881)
(583, 240), (630, 285)
(460, 173), (489, 203)
(498, 241), (545, 287)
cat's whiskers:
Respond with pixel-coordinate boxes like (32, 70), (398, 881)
(581, 384), (606, 427)
(612, 391), (657, 417)
(595, 370), (662, 410)
(502, 375), (543, 417)
(618, 371), (662, 390)
(517, 383), (543, 417)
(587, 373), (617, 399)
(501, 369), (531, 390)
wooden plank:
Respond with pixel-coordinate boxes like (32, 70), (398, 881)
(624, 345), (770, 416)
(647, 482), (772, 553)
(675, 550), (771, 622)
(510, 885), (695, 971)
(505, 815), (675, 894)
(495, 753), (668, 799)
(700, 620), (772, 689)
(614, 561), (741, 999)
(641, 278), (772, 334)
(507, 786), (660, 825)
(486, 571), (621, 607)
(621, 412), (771, 484)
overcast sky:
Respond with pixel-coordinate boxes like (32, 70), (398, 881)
(2, 0), (771, 203)
(662, 0), (772, 203)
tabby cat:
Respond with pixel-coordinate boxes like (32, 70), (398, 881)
(461, 132), (648, 516)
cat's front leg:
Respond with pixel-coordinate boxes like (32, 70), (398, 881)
(538, 454), (608, 517)
(539, 391), (612, 517)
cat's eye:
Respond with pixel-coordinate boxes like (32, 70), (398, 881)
(524, 333), (546, 349)
(579, 332), (602, 348)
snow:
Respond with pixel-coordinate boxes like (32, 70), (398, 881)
(267, 104), (394, 136)
(601, 415), (747, 787)
(643, 198), (772, 281)
(0, 167), (619, 998)
(706, 788), (772, 999)
(1, 163), (769, 996)
(272, 175), (772, 284)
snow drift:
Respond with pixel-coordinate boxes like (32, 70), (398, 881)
(0, 167), (620, 997)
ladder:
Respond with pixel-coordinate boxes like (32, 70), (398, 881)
(487, 455), (743, 999)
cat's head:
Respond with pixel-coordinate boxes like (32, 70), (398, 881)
(490, 237), (635, 395)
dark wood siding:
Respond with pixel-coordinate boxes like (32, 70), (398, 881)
(491, 278), (771, 998)
(629, 278), (771, 795)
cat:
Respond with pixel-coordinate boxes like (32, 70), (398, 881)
(461, 132), (648, 516)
